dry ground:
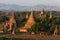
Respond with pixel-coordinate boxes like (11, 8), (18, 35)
(0, 34), (60, 40)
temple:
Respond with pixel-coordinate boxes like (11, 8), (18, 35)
(4, 11), (17, 34)
(20, 9), (35, 32)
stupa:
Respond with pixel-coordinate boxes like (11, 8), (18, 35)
(49, 11), (53, 19)
(4, 11), (16, 34)
(4, 21), (8, 29)
(39, 8), (46, 17)
(20, 9), (35, 32)
(26, 12), (29, 19)
(53, 26), (58, 35)
(8, 11), (16, 30)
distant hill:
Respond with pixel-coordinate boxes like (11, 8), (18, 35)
(0, 3), (59, 11)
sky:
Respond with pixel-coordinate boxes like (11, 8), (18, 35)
(0, 0), (60, 6)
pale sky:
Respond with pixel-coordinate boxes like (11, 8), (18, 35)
(0, 0), (60, 6)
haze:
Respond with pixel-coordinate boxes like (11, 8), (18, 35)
(0, 0), (60, 6)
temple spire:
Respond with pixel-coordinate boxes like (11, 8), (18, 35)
(39, 8), (46, 17)
(9, 11), (16, 23)
(11, 11), (15, 18)
(40, 8), (45, 15)
(23, 9), (35, 28)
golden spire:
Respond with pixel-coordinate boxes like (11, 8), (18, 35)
(23, 8), (35, 28)
(11, 11), (15, 18)
(9, 11), (16, 24)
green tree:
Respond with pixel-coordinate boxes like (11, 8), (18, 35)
(31, 23), (42, 34)
(49, 25), (55, 35)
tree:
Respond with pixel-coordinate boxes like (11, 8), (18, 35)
(0, 16), (8, 23)
(31, 23), (42, 34)
(21, 18), (28, 23)
(49, 25), (55, 35)
(0, 22), (4, 30)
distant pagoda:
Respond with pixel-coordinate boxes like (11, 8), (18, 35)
(20, 9), (35, 32)
(8, 11), (16, 30)
(4, 11), (17, 34)
(49, 11), (53, 19)
(39, 8), (46, 17)
(26, 12), (29, 19)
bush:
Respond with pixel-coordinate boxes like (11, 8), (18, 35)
(27, 28), (32, 34)
(31, 23), (42, 34)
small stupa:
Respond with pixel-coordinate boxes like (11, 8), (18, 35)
(12, 29), (15, 35)
(53, 26), (58, 35)
(6, 11), (9, 16)
(26, 12), (29, 19)
(20, 9), (35, 32)
(4, 21), (8, 29)
(39, 8), (46, 17)
(49, 11), (53, 19)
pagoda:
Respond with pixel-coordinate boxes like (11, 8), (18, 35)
(49, 11), (53, 19)
(26, 12), (29, 19)
(4, 11), (17, 34)
(39, 8), (46, 17)
(20, 9), (35, 32)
